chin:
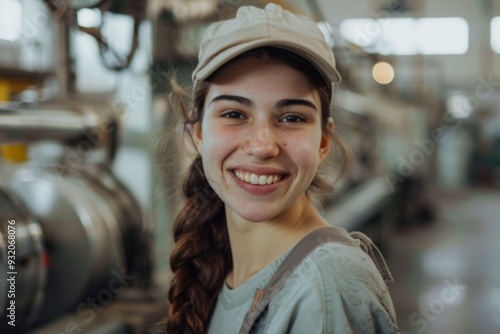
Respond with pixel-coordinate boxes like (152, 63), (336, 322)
(231, 206), (281, 223)
(239, 213), (275, 223)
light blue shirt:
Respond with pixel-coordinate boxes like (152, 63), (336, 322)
(208, 242), (399, 334)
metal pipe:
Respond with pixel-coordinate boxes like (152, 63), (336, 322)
(55, 15), (73, 99)
(0, 105), (101, 144)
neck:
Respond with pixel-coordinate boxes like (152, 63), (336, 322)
(224, 195), (328, 289)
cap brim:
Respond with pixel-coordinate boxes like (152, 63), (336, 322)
(193, 38), (341, 84)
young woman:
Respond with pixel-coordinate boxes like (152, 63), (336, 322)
(166, 4), (399, 333)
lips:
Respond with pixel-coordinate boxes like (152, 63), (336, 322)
(234, 170), (284, 185)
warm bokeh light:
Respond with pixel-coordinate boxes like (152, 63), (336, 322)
(372, 62), (395, 84)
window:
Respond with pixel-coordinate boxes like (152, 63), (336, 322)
(417, 18), (469, 55)
(340, 17), (469, 55)
(492, 17), (500, 53)
(0, 0), (22, 41)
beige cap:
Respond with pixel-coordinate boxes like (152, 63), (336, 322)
(192, 3), (341, 87)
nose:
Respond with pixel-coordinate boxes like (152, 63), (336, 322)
(242, 122), (279, 160)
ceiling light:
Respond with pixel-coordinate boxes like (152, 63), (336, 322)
(372, 61), (394, 84)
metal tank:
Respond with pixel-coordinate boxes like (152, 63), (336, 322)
(0, 187), (46, 332)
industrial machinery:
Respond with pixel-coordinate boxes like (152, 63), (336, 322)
(0, 102), (155, 332)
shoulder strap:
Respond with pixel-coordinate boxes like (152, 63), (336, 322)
(239, 226), (356, 334)
(349, 231), (393, 285)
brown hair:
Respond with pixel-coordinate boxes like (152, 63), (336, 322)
(165, 47), (352, 333)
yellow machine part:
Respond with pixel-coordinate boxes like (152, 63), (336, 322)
(0, 77), (32, 163)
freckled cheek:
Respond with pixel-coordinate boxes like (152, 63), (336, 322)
(288, 137), (322, 172)
(201, 126), (239, 165)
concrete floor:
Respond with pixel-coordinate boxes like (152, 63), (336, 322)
(386, 188), (500, 334)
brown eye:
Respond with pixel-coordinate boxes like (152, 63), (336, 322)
(280, 115), (305, 123)
(223, 111), (245, 119)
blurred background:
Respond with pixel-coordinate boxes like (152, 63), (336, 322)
(0, 0), (499, 333)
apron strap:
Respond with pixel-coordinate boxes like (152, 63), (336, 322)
(239, 226), (356, 334)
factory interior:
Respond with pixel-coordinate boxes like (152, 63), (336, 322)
(0, 0), (500, 333)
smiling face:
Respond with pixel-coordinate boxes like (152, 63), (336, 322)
(193, 55), (332, 224)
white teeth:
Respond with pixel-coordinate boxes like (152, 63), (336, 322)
(234, 170), (284, 185)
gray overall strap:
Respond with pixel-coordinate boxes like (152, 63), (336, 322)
(238, 226), (356, 334)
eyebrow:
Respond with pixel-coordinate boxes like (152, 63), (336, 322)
(275, 99), (317, 111)
(209, 95), (317, 111)
(209, 95), (253, 106)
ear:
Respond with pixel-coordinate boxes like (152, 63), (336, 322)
(319, 117), (334, 162)
(192, 122), (203, 152)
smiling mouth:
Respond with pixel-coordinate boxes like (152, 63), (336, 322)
(233, 170), (285, 185)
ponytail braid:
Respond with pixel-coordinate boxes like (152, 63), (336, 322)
(166, 156), (231, 333)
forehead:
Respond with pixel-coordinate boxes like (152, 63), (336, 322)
(205, 57), (320, 104)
